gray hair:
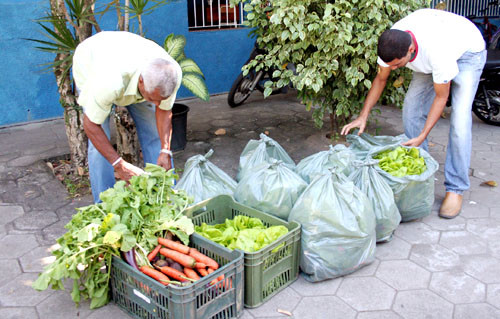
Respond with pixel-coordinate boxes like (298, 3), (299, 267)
(141, 58), (180, 98)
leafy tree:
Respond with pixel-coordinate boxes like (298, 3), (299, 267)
(234, 0), (429, 135)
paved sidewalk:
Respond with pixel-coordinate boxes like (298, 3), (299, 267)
(0, 91), (499, 319)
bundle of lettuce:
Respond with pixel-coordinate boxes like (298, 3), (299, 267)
(195, 215), (288, 252)
(349, 160), (401, 242)
(288, 169), (376, 282)
(296, 144), (356, 183)
(347, 132), (408, 160)
(174, 149), (237, 204)
(234, 159), (307, 220)
(368, 145), (438, 222)
(237, 133), (295, 181)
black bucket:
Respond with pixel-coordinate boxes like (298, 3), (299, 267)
(171, 103), (189, 152)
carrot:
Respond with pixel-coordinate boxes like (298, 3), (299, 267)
(184, 267), (201, 281)
(147, 244), (162, 262)
(160, 248), (196, 268)
(207, 268), (215, 274)
(195, 262), (207, 269)
(197, 268), (209, 277)
(189, 249), (219, 270)
(157, 265), (188, 282)
(140, 265), (170, 286)
(158, 237), (190, 255)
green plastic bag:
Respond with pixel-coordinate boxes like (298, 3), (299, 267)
(347, 132), (408, 160)
(174, 149), (237, 203)
(296, 144), (356, 183)
(288, 170), (376, 282)
(367, 145), (439, 222)
(348, 160), (401, 242)
(234, 160), (308, 220)
(237, 133), (295, 181)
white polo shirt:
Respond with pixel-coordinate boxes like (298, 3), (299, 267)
(377, 9), (485, 84)
(73, 31), (182, 124)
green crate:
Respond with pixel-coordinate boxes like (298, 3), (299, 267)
(110, 233), (244, 319)
(183, 195), (301, 308)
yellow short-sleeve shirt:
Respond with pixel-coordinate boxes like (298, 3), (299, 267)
(73, 31), (182, 124)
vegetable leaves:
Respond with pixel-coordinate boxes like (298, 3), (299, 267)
(374, 147), (427, 177)
(33, 164), (193, 308)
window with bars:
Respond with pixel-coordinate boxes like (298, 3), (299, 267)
(188, 0), (246, 31)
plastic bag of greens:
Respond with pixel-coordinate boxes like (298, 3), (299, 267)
(348, 160), (401, 242)
(174, 149), (237, 204)
(288, 169), (376, 282)
(234, 160), (308, 220)
(367, 145), (439, 222)
(347, 132), (408, 160)
(296, 144), (356, 183)
(237, 133), (295, 181)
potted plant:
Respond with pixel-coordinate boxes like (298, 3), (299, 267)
(163, 33), (209, 151)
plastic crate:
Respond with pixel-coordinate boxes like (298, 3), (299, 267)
(183, 195), (301, 308)
(110, 233), (244, 319)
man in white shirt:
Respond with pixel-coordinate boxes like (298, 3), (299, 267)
(73, 31), (182, 202)
(341, 9), (486, 219)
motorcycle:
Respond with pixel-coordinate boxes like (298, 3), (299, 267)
(227, 42), (290, 108)
(472, 48), (500, 126)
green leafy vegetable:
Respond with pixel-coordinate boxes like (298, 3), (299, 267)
(195, 215), (288, 252)
(33, 164), (193, 309)
(374, 146), (427, 177)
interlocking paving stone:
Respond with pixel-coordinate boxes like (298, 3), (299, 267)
(36, 290), (93, 319)
(0, 259), (22, 288)
(421, 214), (466, 231)
(247, 286), (301, 318)
(462, 255), (500, 284)
(0, 307), (39, 319)
(289, 274), (342, 297)
(0, 205), (24, 225)
(393, 290), (453, 319)
(292, 296), (356, 319)
(356, 311), (403, 319)
(375, 237), (412, 261)
(486, 284), (500, 309)
(0, 273), (53, 307)
(19, 245), (57, 273)
(460, 202), (491, 219)
(454, 303), (500, 319)
(337, 277), (395, 311)
(394, 222), (440, 245)
(466, 218), (500, 240)
(86, 303), (130, 319)
(409, 244), (461, 272)
(346, 259), (380, 277)
(13, 210), (59, 231)
(439, 231), (490, 255)
(376, 260), (431, 290)
(429, 270), (485, 304)
(0, 234), (39, 259)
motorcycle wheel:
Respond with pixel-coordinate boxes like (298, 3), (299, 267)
(255, 71), (287, 95)
(472, 86), (500, 126)
(227, 70), (259, 108)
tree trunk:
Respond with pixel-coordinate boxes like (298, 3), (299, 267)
(113, 107), (143, 167)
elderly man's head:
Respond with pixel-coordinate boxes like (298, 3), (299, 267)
(138, 58), (180, 107)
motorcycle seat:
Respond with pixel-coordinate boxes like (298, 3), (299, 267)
(484, 49), (500, 70)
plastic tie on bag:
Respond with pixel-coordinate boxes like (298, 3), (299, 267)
(352, 159), (379, 168)
(200, 149), (214, 163)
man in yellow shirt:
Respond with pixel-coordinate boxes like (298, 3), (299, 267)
(73, 31), (182, 202)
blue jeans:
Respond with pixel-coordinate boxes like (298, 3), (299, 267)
(402, 50), (487, 195)
(88, 101), (162, 202)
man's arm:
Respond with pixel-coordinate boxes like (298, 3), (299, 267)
(341, 66), (392, 135)
(155, 107), (173, 170)
(83, 114), (145, 181)
(402, 82), (450, 147)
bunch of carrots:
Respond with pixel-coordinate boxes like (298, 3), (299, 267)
(139, 237), (225, 287)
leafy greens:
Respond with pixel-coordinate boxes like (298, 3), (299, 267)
(195, 215), (288, 252)
(374, 146), (427, 177)
(32, 164), (194, 309)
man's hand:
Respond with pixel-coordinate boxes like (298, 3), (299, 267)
(114, 159), (145, 182)
(157, 152), (172, 171)
(401, 135), (426, 147)
(341, 116), (368, 136)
